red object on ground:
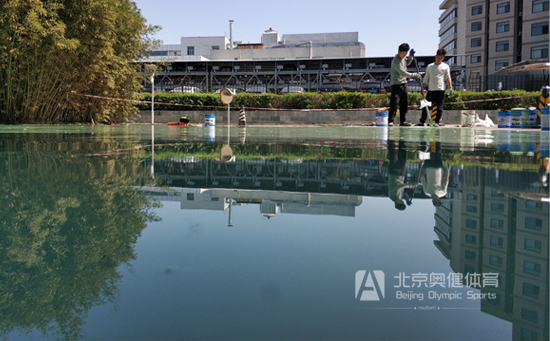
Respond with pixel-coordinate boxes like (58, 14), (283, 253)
(168, 122), (188, 126)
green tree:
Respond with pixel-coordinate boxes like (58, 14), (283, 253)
(0, 133), (160, 340)
(0, 0), (159, 124)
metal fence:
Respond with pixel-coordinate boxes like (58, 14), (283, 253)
(465, 73), (549, 92)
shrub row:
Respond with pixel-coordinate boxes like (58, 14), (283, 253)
(137, 90), (540, 111)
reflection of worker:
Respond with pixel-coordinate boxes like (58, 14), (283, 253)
(388, 140), (415, 210)
(420, 142), (449, 206)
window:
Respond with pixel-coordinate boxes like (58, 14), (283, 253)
(495, 60), (509, 70)
(497, 2), (511, 14)
(497, 21), (510, 33)
(467, 194), (478, 201)
(525, 217), (543, 230)
(523, 261), (541, 276)
(472, 5), (483, 15)
(444, 41), (456, 51)
(532, 22), (549, 36)
(440, 9), (456, 29)
(491, 189), (504, 197)
(526, 200), (543, 210)
(520, 327), (538, 341)
(522, 283), (540, 298)
(466, 205), (478, 212)
(440, 25), (456, 42)
(211, 46), (219, 50)
(465, 250), (476, 260)
(471, 38), (482, 47)
(187, 46), (195, 55)
(186, 193), (194, 200)
(490, 218), (504, 229)
(524, 238), (542, 252)
(471, 54), (482, 63)
(471, 21), (483, 31)
(531, 45), (549, 58)
(466, 219), (477, 229)
(489, 255), (503, 266)
(148, 51), (168, 56)
(491, 203), (505, 212)
(533, 0), (549, 13)
(521, 308), (539, 323)
(466, 235), (477, 244)
(490, 236), (504, 248)
(496, 40), (509, 52)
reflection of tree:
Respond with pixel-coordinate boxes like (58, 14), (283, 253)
(0, 146), (159, 341)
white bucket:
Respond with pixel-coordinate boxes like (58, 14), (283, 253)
(205, 114), (216, 127)
(461, 110), (476, 127)
(497, 111), (511, 128)
(375, 110), (388, 126)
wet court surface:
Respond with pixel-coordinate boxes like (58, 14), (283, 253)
(1, 125), (548, 341)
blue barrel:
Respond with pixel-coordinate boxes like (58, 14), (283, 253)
(542, 107), (549, 131)
(511, 108), (524, 128)
(497, 111), (511, 128)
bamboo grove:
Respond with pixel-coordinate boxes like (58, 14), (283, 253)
(0, 0), (159, 124)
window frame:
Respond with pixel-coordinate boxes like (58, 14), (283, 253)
(497, 2), (511, 14)
(496, 40), (509, 52)
(472, 5), (483, 15)
(496, 21), (510, 33)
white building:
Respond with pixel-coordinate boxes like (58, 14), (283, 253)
(147, 29), (365, 61)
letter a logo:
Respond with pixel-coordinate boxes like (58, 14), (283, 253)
(355, 270), (385, 301)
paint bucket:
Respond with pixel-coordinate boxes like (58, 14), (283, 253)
(541, 107), (549, 131)
(510, 132), (522, 153)
(375, 127), (387, 149)
(205, 114), (216, 127)
(511, 108), (524, 128)
(205, 126), (215, 142)
(497, 110), (511, 128)
(521, 109), (531, 129)
(375, 109), (388, 127)
(528, 107), (538, 128)
(496, 130), (511, 152)
(461, 110), (476, 127)
(541, 134), (550, 157)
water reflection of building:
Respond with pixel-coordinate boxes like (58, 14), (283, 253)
(433, 167), (549, 341)
(150, 157), (422, 197)
(139, 186), (362, 218)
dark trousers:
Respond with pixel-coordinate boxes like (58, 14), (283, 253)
(389, 84), (409, 124)
(388, 140), (407, 176)
(420, 90), (445, 124)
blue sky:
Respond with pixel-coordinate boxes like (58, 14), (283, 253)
(133, 0), (446, 57)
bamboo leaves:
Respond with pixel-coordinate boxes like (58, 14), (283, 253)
(0, 0), (158, 124)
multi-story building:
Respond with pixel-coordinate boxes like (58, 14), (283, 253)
(439, 0), (549, 90)
(434, 166), (549, 341)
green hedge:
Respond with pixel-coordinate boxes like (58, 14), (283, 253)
(137, 90), (540, 111)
